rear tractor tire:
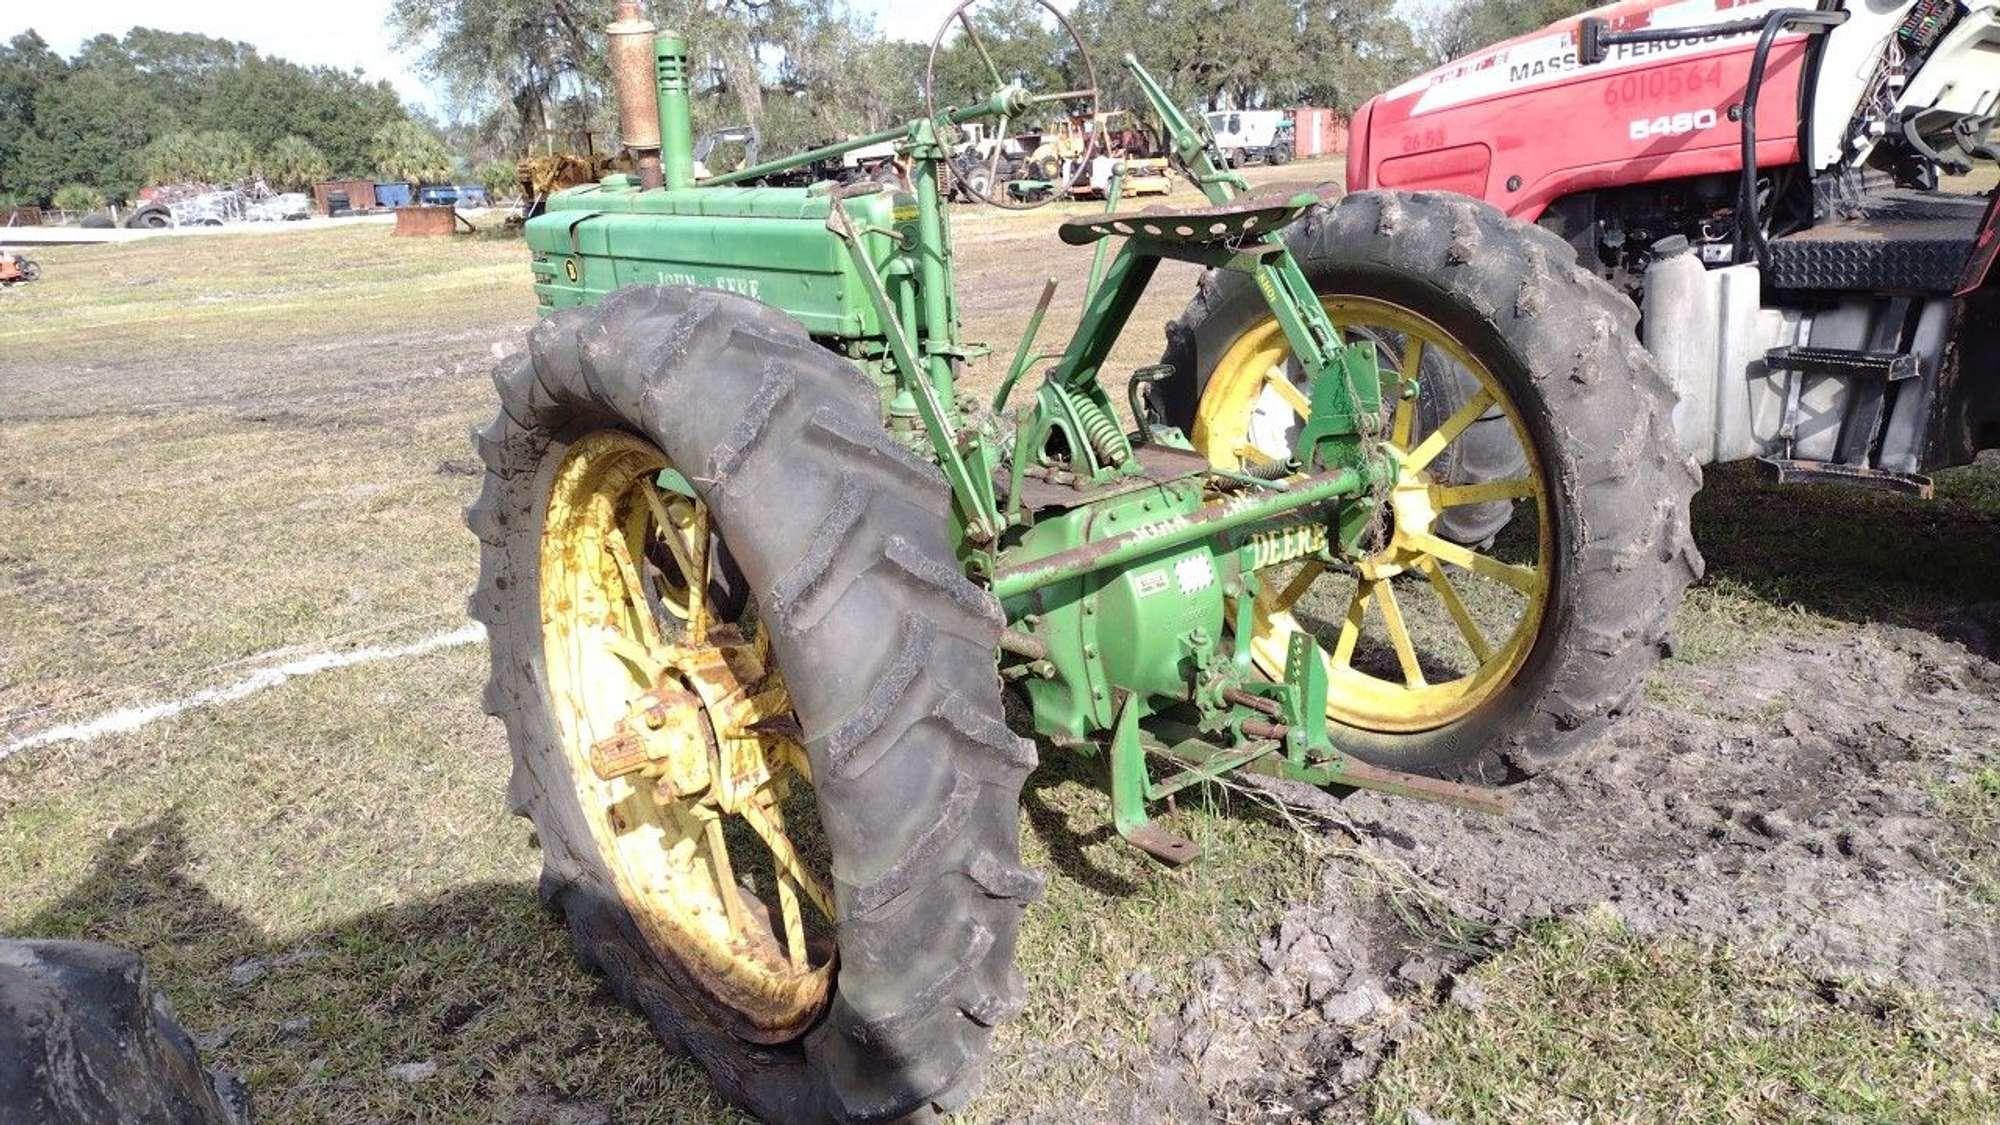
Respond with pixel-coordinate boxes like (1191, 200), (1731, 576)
(468, 286), (1039, 1122)
(1162, 190), (1701, 783)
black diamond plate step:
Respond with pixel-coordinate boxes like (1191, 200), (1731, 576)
(1767, 189), (1985, 292)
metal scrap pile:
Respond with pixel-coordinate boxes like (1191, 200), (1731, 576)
(136, 180), (311, 227)
(517, 152), (612, 207)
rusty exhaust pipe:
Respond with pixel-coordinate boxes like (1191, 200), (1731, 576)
(607, 0), (663, 189)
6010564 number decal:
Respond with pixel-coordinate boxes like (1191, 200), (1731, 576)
(1628, 108), (1720, 141)
(1602, 60), (1725, 106)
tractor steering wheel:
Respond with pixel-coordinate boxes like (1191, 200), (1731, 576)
(924, 0), (1101, 211)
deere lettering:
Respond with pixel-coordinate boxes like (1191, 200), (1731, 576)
(651, 270), (762, 299)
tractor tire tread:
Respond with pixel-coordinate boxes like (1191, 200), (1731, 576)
(468, 285), (1032, 1123)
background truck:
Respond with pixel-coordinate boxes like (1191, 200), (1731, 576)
(1204, 108), (1294, 166)
(948, 119), (1033, 199)
(1330, 0), (1999, 501)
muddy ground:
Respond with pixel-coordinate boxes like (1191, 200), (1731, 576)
(3, 168), (1997, 1123)
(1096, 614), (2000, 1122)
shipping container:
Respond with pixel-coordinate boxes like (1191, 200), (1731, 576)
(1288, 107), (1349, 158)
(312, 179), (377, 216)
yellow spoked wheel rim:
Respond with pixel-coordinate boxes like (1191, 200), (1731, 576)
(540, 430), (833, 1040)
(1193, 297), (1553, 733)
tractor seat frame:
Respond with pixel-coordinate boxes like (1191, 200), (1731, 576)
(1057, 186), (1336, 248)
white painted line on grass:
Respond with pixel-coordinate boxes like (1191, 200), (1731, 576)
(0, 622), (487, 762)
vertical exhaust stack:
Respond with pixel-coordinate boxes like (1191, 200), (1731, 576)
(607, 1), (663, 189)
(654, 33), (696, 189)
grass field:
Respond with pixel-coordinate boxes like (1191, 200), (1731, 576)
(1950, 164), (1999, 194)
(3, 165), (1997, 1122)
(1372, 908), (2000, 1123)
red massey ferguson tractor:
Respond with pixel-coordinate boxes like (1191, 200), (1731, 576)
(1228, 0), (1999, 507)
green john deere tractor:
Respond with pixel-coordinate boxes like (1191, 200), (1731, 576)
(466, 0), (1700, 1118)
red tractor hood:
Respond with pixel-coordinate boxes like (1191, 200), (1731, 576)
(1348, 0), (1812, 220)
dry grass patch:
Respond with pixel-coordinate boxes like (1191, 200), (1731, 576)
(1371, 909), (2000, 1124)
(0, 388), (492, 728)
(0, 225), (530, 363)
(1936, 763), (2000, 907)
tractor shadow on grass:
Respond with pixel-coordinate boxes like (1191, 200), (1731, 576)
(1019, 754), (1146, 899)
(14, 812), (743, 1124)
(1015, 742), (1341, 911)
(1688, 458), (2000, 655)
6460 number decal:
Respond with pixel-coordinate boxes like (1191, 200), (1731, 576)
(1628, 108), (1720, 141)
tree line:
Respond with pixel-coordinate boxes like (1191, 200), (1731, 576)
(3, 0), (1584, 208)
(0, 28), (461, 208)
(395, 0), (1591, 167)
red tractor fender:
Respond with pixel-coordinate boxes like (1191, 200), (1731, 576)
(1344, 96), (1375, 195)
(1960, 191), (2000, 296)
(1346, 0), (1812, 222)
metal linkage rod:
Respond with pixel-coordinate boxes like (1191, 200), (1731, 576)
(990, 466), (1370, 599)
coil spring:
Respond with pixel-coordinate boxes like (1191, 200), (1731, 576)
(1244, 455), (1294, 480)
(1074, 396), (1129, 467)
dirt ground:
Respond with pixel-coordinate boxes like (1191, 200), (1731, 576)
(1099, 615), (2000, 1122)
(2, 161), (1996, 1123)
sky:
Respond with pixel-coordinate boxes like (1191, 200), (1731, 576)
(2, 0), (979, 120)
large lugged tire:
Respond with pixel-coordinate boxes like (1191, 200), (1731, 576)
(962, 164), (993, 202)
(467, 286), (1039, 1122)
(1161, 190), (1702, 781)
(125, 204), (171, 229)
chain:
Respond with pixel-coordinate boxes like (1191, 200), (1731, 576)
(1337, 333), (1397, 560)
